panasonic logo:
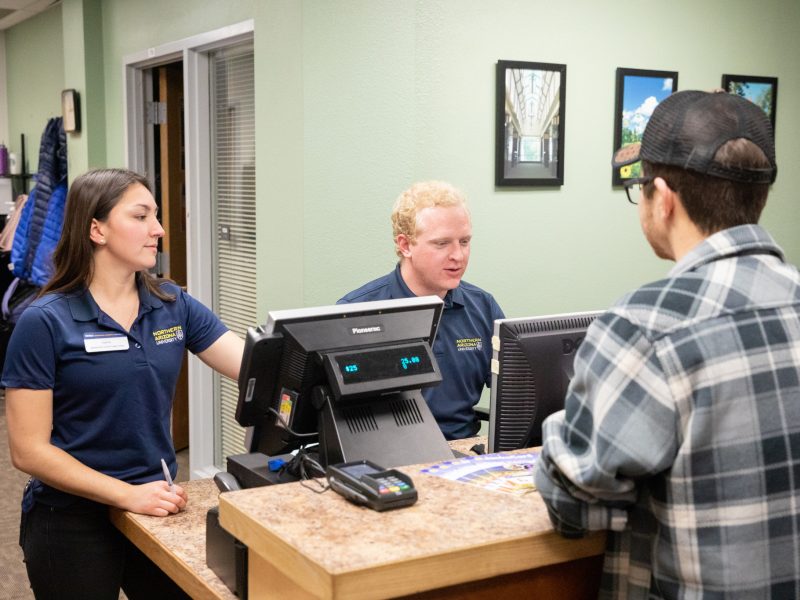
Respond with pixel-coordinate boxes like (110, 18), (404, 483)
(351, 326), (383, 335)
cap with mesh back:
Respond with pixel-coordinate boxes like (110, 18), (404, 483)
(612, 90), (777, 184)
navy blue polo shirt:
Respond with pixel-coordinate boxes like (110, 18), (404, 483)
(338, 264), (504, 439)
(1, 281), (228, 511)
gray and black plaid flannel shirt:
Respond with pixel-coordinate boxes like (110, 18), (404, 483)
(535, 225), (800, 599)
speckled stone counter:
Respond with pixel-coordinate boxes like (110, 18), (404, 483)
(110, 439), (604, 599)
(108, 441), (489, 598)
(110, 479), (235, 600)
(219, 442), (605, 599)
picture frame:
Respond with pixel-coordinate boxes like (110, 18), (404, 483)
(495, 60), (566, 187)
(721, 74), (778, 132)
(612, 68), (678, 186)
(61, 89), (81, 133)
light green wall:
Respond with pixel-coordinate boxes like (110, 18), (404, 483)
(3, 0), (799, 322)
(256, 1), (305, 315)
(61, 0), (106, 178)
(99, 0), (256, 169)
(4, 3), (63, 176)
(299, 0), (800, 319)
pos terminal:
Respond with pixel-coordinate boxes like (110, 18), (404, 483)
(207, 297), (454, 596)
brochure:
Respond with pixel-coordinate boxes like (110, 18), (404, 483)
(421, 451), (539, 495)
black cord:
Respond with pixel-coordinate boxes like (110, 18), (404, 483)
(263, 406), (327, 492)
(266, 406), (318, 438)
(280, 446), (330, 493)
(300, 476), (329, 494)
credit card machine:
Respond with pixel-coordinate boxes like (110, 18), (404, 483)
(326, 460), (417, 511)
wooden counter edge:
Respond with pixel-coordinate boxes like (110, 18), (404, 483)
(109, 508), (226, 600)
(332, 530), (606, 600)
(218, 492), (336, 598)
(219, 492), (606, 599)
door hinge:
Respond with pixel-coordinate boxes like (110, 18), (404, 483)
(146, 101), (167, 125)
(155, 250), (171, 277)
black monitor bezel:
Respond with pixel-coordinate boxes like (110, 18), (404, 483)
(488, 310), (602, 453)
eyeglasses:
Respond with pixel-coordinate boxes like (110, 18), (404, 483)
(623, 177), (653, 205)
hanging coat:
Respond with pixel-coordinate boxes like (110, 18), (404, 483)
(10, 117), (68, 287)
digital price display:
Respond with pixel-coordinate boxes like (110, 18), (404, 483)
(334, 344), (435, 385)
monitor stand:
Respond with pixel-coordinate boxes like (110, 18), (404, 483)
(315, 386), (454, 468)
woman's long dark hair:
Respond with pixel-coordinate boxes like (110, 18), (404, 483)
(41, 168), (175, 301)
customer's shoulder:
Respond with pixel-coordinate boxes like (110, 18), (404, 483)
(606, 272), (711, 336)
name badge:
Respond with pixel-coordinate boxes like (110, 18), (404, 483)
(84, 332), (130, 353)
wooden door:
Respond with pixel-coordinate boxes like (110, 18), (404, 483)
(158, 63), (190, 451)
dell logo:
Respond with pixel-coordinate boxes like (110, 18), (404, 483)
(562, 336), (584, 355)
(351, 326), (383, 335)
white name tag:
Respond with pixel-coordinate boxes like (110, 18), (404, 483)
(84, 332), (130, 353)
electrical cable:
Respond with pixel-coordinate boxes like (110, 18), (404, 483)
(266, 406), (317, 438)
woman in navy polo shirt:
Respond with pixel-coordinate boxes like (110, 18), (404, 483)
(2, 169), (244, 599)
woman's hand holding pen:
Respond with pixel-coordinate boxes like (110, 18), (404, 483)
(122, 480), (188, 517)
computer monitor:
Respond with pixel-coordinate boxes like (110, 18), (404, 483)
(488, 310), (603, 452)
(235, 296), (455, 469)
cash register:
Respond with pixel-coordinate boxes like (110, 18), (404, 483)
(207, 296), (454, 597)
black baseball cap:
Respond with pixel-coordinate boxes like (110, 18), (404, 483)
(612, 90), (777, 184)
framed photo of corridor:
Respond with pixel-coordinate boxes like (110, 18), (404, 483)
(495, 60), (566, 187)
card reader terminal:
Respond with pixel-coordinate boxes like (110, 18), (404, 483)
(326, 460), (417, 511)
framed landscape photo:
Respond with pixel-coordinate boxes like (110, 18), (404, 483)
(495, 60), (566, 187)
(612, 68), (678, 186)
(721, 74), (778, 131)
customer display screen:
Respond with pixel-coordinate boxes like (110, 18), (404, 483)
(334, 344), (435, 385)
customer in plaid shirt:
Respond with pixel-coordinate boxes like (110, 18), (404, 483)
(534, 90), (799, 599)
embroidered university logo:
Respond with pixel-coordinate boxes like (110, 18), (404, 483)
(153, 325), (184, 346)
(455, 337), (482, 352)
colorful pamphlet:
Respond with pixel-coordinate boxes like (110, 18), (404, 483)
(421, 451), (538, 495)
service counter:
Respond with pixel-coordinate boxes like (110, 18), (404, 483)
(110, 478), (236, 599)
(111, 439), (605, 599)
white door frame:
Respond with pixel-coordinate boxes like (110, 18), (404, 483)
(0, 31), (9, 148)
(123, 20), (254, 479)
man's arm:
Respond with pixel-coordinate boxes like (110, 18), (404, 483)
(533, 311), (678, 537)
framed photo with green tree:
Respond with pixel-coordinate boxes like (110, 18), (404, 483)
(612, 67), (678, 186)
(721, 74), (777, 132)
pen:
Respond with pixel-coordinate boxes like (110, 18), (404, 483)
(161, 458), (175, 493)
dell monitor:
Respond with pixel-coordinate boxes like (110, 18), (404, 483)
(489, 310), (602, 452)
(235, 296), (455, 469)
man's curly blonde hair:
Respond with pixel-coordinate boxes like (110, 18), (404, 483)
(391, 181), (469, 258)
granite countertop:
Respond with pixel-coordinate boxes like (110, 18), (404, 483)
(110, 438), (490, 598)
(218, 440), (605, 597)
(448, 435), (485, 456)
(112, 437), (604, 599)
(221, 459), (550, 574)
(110, 479), (236, 600)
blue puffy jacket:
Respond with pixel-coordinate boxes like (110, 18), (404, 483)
(11, 117), (68, 287)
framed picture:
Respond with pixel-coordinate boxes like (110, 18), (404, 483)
(612, 68), (678, 186)
(721, 74), (778, 131)
(495, 60), (566, 187)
